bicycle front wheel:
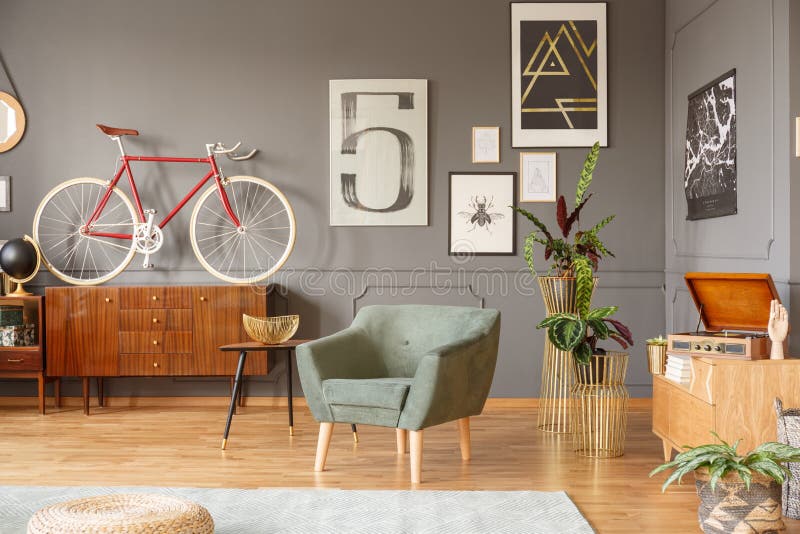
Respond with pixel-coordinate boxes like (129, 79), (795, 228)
(33, 177), (138, 285)
(190, 176), (296, 284)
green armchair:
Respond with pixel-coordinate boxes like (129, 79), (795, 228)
(296, 304), (501, 483)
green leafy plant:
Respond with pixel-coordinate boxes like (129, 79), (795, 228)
(649, 432), (800, 492)
(646, 335), (668, 346)
(536, 305), (634, 365)
(513, 142), (615, 279)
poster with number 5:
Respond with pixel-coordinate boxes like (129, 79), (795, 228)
(330, 79), (428, 226)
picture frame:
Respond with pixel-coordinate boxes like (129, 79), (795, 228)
(519, 152), (557, 202)
(510, 2), (607, 147)
(329, 79), (428, 226)
(0, 176), (10, 212)
(472, 126), (500, 163)
(449, 172), (516, 256)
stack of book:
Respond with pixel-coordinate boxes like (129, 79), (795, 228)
(664, 354), (692, 386)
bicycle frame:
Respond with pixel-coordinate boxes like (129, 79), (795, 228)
(85, 152), (241, 240)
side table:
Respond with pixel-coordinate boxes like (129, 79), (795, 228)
(218, 340), (358, 450)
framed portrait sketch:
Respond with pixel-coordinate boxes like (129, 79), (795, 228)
(684, 69), (737, 221)
(329, 79), (428, 226)
(472, 126), (500, 163)
(519, 152), (556, 202)
(449, 172), (516, 256)
(510, 3), (607, 147)
(0, 176), (10, 212)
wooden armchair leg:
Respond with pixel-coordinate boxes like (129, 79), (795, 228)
(410, 430), (423, 484)
(315, 422), (334, 472)
(396, 428), (408, 454)
(458, 417), (471, 461)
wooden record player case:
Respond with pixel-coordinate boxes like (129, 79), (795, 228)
(46, 285), (267, 413)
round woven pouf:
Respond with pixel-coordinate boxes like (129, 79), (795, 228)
(27, 493), (214, 533)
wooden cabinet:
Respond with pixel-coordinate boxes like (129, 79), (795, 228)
(0, 295), (59, 413)
(653, 357), (800, 460)
(46, 285), (267, 382)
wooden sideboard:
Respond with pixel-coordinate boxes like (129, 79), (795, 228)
(653, 357), (800, 460)
(46, 286), (267, 413)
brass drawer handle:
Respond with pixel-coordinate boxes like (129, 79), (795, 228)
(153, 362), (159, 368)
(152, 318), (158, 324)
(7, 358), (23, 363)
(200, 296), (206, 302)
(152, 296), (158, 301)
(153, 340), (159, 345)
(105, 298), (111, 303)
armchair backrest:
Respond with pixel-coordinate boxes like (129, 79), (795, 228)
(352, 305), (500, 377)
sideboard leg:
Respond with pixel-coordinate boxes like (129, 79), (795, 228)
(37, 373), (45, 415)
(662, 440), (673, 462)
(82, 377), (90, 415)
(54, 378), (61, 408)
(96, 377), (104, 407)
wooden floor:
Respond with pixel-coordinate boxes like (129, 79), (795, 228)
(1, 400), (798, 533)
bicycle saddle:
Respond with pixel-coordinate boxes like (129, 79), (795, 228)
(96, 124), (139, 137)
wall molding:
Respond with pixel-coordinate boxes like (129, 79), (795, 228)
(668, 0), (776, 260)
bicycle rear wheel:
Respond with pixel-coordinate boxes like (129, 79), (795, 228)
(33, 177), (138, 285)
(190, 176), (296, 284)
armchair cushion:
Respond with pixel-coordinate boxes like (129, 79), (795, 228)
(323, 378), (414, 411)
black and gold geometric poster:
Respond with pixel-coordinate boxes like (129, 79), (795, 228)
(511, 3), (607, 147)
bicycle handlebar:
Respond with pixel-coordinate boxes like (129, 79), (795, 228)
(206, 142), (258, 161)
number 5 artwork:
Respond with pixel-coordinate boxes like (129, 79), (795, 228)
(329, 79), (428, 226)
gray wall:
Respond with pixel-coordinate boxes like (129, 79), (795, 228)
(0, 0), (665, 398)
(664, 0), (793, 335)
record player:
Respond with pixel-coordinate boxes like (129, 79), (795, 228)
(667, 272), (781, 360)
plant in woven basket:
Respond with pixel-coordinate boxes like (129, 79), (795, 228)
(536, 304), (633, 365)
(650, 432), (800, 534)
(512, 142), (615, 280)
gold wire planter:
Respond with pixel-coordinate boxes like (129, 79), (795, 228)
(242, 314), (299, 344)
(537, 276), (597, 433)
(571, 351), (629, 458)
(647, 344), (667, 375)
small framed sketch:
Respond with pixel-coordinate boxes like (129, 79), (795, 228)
(449, 172), (516, 256)
(472, 127), (500, 163)
(519, 152), (556, 202)
(0, 176), (10, 212)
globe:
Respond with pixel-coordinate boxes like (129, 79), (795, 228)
(0, 237), (38, 280)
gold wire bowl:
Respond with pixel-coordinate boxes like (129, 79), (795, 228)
(242, 314), (299, 344)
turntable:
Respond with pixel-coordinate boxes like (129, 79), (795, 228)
(667, 273), (780, 360)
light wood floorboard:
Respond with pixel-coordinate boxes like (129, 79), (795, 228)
(1, 402), (798, 533)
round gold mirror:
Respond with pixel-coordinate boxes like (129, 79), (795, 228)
(0, 91), (26, 153)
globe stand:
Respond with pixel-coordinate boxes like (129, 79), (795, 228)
(1, 235), (41, 296)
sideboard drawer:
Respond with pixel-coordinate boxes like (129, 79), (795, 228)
(0, 350), (41, 371)
(120, 287), (191, 309)
(120, 309), (192, 332)
(120, 354), (193, 376)
(669, 386), (714, 448)
(120, 332), (192, 354)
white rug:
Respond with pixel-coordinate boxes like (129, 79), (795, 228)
(0, 486), (594, 533)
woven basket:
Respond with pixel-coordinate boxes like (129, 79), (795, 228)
(776, 397), (800, 519)
(243, 314), (299, 344)
(27, 493), (214, 533)
(694, 468), (785, 533)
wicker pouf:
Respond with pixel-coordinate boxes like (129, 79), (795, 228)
(27, 493), (214, 533)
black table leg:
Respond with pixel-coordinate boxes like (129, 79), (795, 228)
(287, 349), (294, 436)
(352, 424), (359, 443)
(222, 350), (247, 450)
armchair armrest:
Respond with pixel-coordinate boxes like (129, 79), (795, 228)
(398, 323), (500, 430)
(295, 327), (382, 422)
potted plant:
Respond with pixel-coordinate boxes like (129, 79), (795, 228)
(646, 335), (668, 375)
(650, 433), (800, 533)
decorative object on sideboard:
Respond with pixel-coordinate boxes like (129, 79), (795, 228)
(329, 79), (428, 226)
(513, 143), (616, 433)
(33, 124), (293, 285)
(449, 172), (516, 256)
(519, 152), (556, 203)
(646, 335), (667, 375)
(510, 2), (607, 147)
(471, 126), (500, 164)
(242, 314), (299, 345)
(668, 272), (779, 361)
(0, 93), (25, 153)
(775, 397), (800, 519)
(768, 299), (788, 360)
(684, 69), (737, 221)
(0, 176), (10, 211)
(650, 432), (800, 534)
(0, 235), (40, 296)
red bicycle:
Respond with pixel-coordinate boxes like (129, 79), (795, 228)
(33, 124), (296, 285)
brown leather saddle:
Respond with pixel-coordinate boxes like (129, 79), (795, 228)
(96, 123), (139, 137)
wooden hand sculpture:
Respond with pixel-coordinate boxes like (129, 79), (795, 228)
(768, 299), (788, 360)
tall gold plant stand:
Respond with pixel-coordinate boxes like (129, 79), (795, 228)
(537, 276), (597, 433)
(571, 351), (629, 458)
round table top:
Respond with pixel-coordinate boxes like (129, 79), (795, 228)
(218, 339), (313, 351)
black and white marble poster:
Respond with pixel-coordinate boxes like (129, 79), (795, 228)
(684, 69), (737, 221)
